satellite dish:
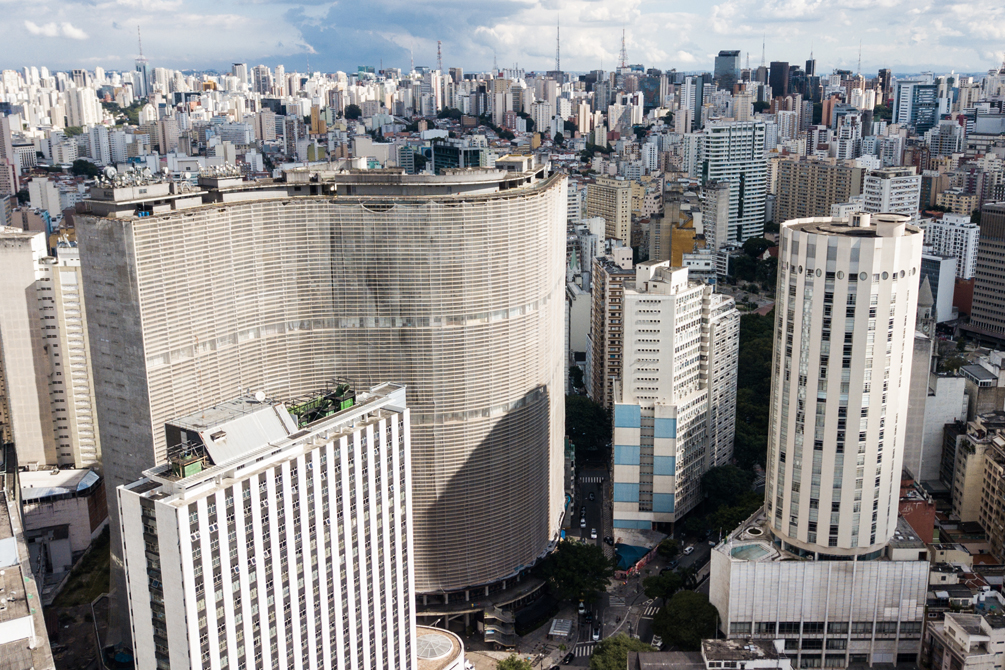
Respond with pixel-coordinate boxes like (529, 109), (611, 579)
(103, 166), (117, 180)
(254, 391), (266, 403)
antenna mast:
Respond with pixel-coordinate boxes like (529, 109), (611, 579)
(761, 34), (765, 67)
(556, 16), (561, 73)
(619, 29), (628, 69)
(857, 40), (862, 77)
(437, 41), (442, 72)
(410, 48), (414, 74)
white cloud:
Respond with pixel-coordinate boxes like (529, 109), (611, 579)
(24, 20), (89, 39)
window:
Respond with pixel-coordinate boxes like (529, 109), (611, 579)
(826, 639), (847, 650)
(851, 622), (873, 634)
(730, 622), (752, 635)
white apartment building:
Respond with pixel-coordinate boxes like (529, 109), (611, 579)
(119, 383), (416, 670)
(612, 263), (739, 528)
(711, 212), (930, 668)
(863, 167), (921, 224)
(923, 213), (980, 279)
(28, 178), (61, 218)
(0, 231), (100, 468)
(701, 121), (768, 243)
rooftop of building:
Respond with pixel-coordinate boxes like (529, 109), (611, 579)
(0, 447), (55, 670)
(628, 651), (705, 670)
(19, 468), (101, 503)
(783, 212), (921, 239)
(415, 626), (464, 670)
(125, 382), (406, 504)
(716, 508), (925, 563)
(703, 638), (787, 661)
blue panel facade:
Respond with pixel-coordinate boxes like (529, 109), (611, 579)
(614, 404), (642, 428)
(614, 445), (641, 465)
(613, 519), (652, 529)
(653, 456), (676, 476)
(652, 493), (675, 513)
(613, 483), (640, 503)
(654, 417), (677, 439)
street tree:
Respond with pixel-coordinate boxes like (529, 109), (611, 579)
(701, 465), (754, 508)
(565, 395), (611, 461)
(652, 590), (718, 651)
(344, 104), (362, 120)
(540, 540), (615, 602)
(656, 538), (679, 560)
(590, 634), (655, 670)
(497, 655), (533, 670)
(642, 569), (682, 600)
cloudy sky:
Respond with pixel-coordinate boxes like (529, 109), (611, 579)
(2, 0), (1004, 76)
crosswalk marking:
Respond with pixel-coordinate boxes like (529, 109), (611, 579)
(576, 642), (596, 657)
(643, 606), (660, 617)
(579, 476), (603, 483)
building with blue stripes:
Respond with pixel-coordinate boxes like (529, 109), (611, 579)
(612, 263), (739, 530)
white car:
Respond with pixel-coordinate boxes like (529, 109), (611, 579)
(651, 635), (663, 648)
(580, 518), (587, 528)
(592, 626), (601, 641)
(590, 528), (598, 540)
(683, 545), (694, 555)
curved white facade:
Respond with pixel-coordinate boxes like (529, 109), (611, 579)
(81, 171), (567, 594)
(765, 213), (923, 557)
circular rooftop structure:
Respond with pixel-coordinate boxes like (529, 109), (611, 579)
(417, 634), (453, 661)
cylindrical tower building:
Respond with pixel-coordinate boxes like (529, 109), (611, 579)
(765, 212), (924, 557)
(78, 167), (567, 634)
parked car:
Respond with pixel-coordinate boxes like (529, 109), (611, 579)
(590, 528), (598, 540)
(683, 545), (694, 555)
(563, 652), (576, 664)
(652, 635), (663, 649)
(669, 558), (680, 569)
(604, 536), (614, 546)
(580, 517), (586, 528)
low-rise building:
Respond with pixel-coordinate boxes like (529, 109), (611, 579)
(920, 613), (1005, 670)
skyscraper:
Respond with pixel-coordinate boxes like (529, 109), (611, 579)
(711, 212), (930, 668)
(119, 383), (416, 670)
(701, 120), (769, 243)
(769, 61), (790, 98)
(586, 176), (632, 243)
(966, 203), (1005, 342)
(863, 166), (922, 223)
(79, 164), (567, 639)
(612, 264), (739, 528)
(714, 50), (741, 92)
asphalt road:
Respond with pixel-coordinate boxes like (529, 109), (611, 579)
(573, 468), (607, 664)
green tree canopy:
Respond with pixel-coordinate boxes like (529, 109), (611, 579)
(565, 395), (611, 460)
(497, 655), (533, 670)
(15, 188), (29, 205)
(569, 366), (585, 391)
(652, 591), (719, 651)
(702, 465), (754, 508)
(540, 540), (615, 602)
(742, 237), (772, 258)
(437, 107), (464, 120)
(642, 569), (683, 600)
(656, 538), (679, 560)
(589, 634), (655, 670)
(70, 159), (100, 177)
(554, 132), (565, 146)
(344, 104), (362, 120)
(753, 101), (771, 113)
(972, 209), (982, 224)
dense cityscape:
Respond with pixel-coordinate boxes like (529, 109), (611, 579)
(1, 8), (1005, 670)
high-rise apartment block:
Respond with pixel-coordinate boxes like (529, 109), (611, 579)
(714, 51), (741, 92)
(711, 212), (930, 668)
(612, 264), (739, 528)
(586, 176), (632, 243)
(588, 254), (636, 409)
(968, 203), (1005, 342)
(923, 213), (980, 280)
(0, 230), (100, 468)
(775, 157), (864, 225)
(863, 167), (922, 223)
(119, 383), (415, 670)
(701, 121), (768, 243)
(79, 165), (566, 634)
(894, 81), (939, 134)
